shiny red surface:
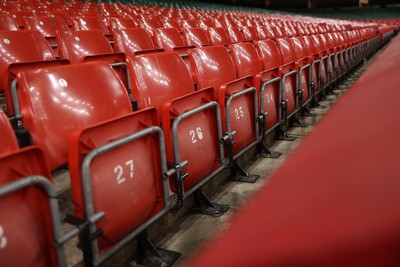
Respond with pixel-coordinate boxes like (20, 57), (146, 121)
(17, 61), (132, 170)
(69, 108), (164, 254)
(113, 28), (156, 56)
(0, 147), (55, 267)
(276, 38), (297, 65)
(229, 42), (262, 78)
(208, 27), (230, 46)
(189, 45), (236, 98)
(0, 109), (18, 157)
(129, 51), (194, 119)
(184, 28), (211, 47)
(108, 17), (137, 31)
(154, 28), (186, 50)
(253, 39), (283, 71)
(162, 88), (221, 192)
(226, 27), (245, 44)
(241, 26), (258, 42)
(73, 16), (110, 35)
(0, 14), (18, 30)
(57, 30), (113, 63)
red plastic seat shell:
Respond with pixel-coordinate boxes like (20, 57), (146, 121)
(17, 61), (132, 170)
(69, 108), (164, 253)
(0, 147), (55, 267)
(0, 109), (18, 156)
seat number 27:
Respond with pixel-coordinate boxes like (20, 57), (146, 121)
(114, 160), (134, 185)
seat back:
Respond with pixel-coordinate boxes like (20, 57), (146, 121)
(9, 10), (35, 29)
(208, 27), (230, 46)
(57, 30), (113, 63)
(16, 61), (132, 170)
(139, 18), (161, 37)
(189, 45), (257, 155)
(162, 19), (183, 33)
(108, 17), (137, 31)
(0, 14), (18, 30)
(0, 30), (58, 114)
(69, 108), (167, 254)
(189, 45), (237, 98)
(229, 42), (262, 78)
(226, 27), (245, 44)
(241, 26), (258, 42)
(0, 147), (57, 267)
(128, 51), (194, 120)
(162, 88), (224, 193)
(183, 27), (211, 47)
(154, 27), (186, 50)
(73, 16), (110, 35)
(253, 39), (282, 71)
(113, 28), (157, 56)
(0, 109), (18, 157)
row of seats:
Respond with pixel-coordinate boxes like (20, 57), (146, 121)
(0, 1), (398, 266)
(188, 32), (400, 267)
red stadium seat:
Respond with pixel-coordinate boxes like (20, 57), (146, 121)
(0, 30), (69, 115)
(226, 27), (245, 44)
(9, 10), (35, 29)
(128, 51), (194, 120)
(15, 61), (132, 170)
(113, 28), (159, 56)
(208, 27), (230, 46)
(275, 38), (299, 124)
(24, 16), (69, 51)
(154, 27), (194, 53)
(229, 42), (281, 158)
(162, 19), (183, 33)
(161, 87), (229, 213)
(241, 26), (259, 42)
(183, 27), (211, 47)
(189, 45), (260, 182)
(139, 18), (161, 37)
(0, 14), (18, 30)
(291, 36), (313, 107)
(0, 109), (18, 157)
(108, 17), (138, 31)
(72, 16), (112, 40)
(0, 144), (104, 267)
(69, 107), (179, 264)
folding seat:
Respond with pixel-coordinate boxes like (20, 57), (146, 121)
(0, 146), (75, 267)
(108, 17), (138, 31)
(162, 19), (183, 33)
(228, 42), (282, 157)
(208, 27), (230, 46)
(181, 19), (198, 29)
(0, 30), (69, 115)
(139, 18), (161, 38)
(24, 16), (69, 51)
(223, 27), (241, 44)
(9, 10), (35, 29)
(72, 16), (112, 41)
(0, 14), (18, 30)
(68, 107), (180, 266)
(154, 27), (193, 53)
(189, 45), (260, 182)
(13, 61), (134, 170)
(0, 109), (18, 157)
(300, 35), (325, 95)
(311, 34), (332, 91)
(275, 38), (301, 125)
(128, 51), (194, 119)
(113, 28), (159, 56)
(290, 37), (314, 108)
(262, 25), (277, 40)
(241, 26), (259, 42)
(129, 54), (230, 214)
(198, 19), (213, 30)
(50, 11), (73, 29)
(183, 27), (211, 47)
(56, 30), (130, 90)
(255, 26), (268, 40)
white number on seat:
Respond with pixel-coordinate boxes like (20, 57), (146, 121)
(114, 160), (134, 185)
(234, 107), (244, 119)
(190, 127), (203, 144)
